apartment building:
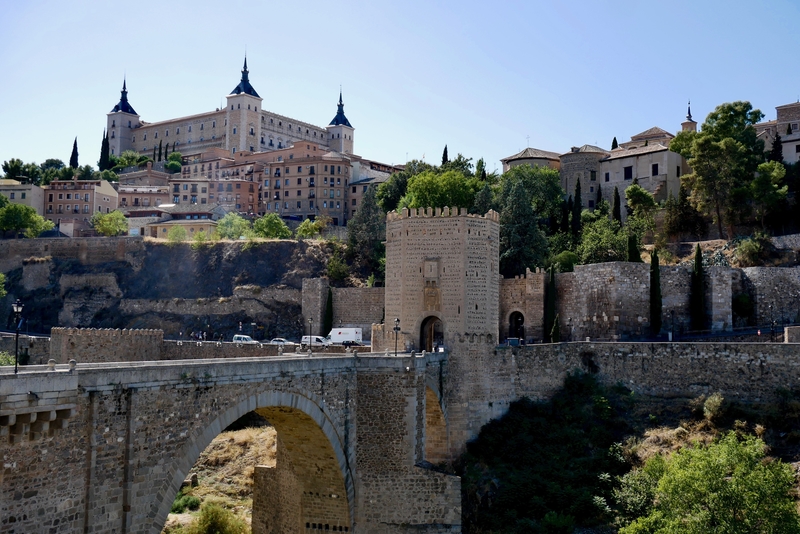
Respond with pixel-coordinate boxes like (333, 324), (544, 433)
(0, 179), (45, 215)
(43, 178), (118, 225)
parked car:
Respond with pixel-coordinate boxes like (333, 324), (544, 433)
(269, 338), (295, 346)
(341, 340), (364, 347)
(301, 335), (332, 348)
(232, 334), (258, 344)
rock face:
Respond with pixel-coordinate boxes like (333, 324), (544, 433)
(1, 239), (332, 339)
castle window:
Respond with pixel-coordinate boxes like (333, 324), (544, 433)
(324, 201), (328, 208)
(248, 104), (250, 110)
(189, 125), (192, 132)
(132, 135), (135, 142)
(128, 120), (131, 127)
(176, 127), (180, 134)
(250, 127), (254, 135)
(165, 130), (169, 137)
(588, 200), (595, 208)
(604, 172), (609, 182)
(200, 124), (204, 130)
(238, 104), (240, 109)
(590, 170), (596, 181)
(112, 120), (115, 127)
(111, 131), (115, 138)
(231, 105), (234, 110)
(154, 132), (158, 139)
(144, 134), (147, 140)
(624, 166), (633, 180)
(652, 163), (659, 176)
(255, 107), (257, 112)
(233, 127), (237, 134)
(590, 186), (594, 193)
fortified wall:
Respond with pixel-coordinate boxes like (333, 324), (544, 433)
(50, 327), (163, 363)
(301, 279), (384, 339)
(0, 236), (146, 273)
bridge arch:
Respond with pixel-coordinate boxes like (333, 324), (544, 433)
(150, 390), (353, 533)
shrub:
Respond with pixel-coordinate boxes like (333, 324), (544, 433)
(549, 250), (579, 272)
(327, 248), (349, 282)
(703, 392), (725, 421)
(167, 225), (187, 245)
(0, 351), (14, 366)
(184, 502), (248, 534)
(170, 490), (201, 513)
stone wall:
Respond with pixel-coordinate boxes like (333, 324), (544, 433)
(49, 327), (163, 363)
(0, 334), (50, 365)
(302, 278), (329, 336)
(740, 267), (800, 324)
(252, 440), (303, 534)
(786, 326), (800, 342)
(499, 268), (546, 342)
(772, 233), (800, 250)
(0, 236), (145, 273)
(331, 287), (384, 339)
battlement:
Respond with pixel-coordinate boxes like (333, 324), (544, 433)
(50, 327), (163, 363)
(386, 207), (500, 222)
(451, 333), (495, 345)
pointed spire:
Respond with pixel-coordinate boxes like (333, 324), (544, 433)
(686, 100), (693, 121)
(230, 56), (260, 97)
(329, 89), (352, 128)
(111, 77), (137, 114)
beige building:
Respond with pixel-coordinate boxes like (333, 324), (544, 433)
(759, 101), (800, 165)
(145, 204), (226, 239)
(0, 179), (45, 215)
(107, 58), (354, 160)
(43, 178), (118, 225)
(500, 147), (561, 172)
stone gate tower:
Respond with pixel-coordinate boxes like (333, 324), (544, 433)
(373, 207), (500, 352)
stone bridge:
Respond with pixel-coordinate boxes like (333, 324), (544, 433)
(0, 351), (459, 534)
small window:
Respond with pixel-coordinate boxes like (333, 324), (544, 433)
(154, 132), (158, 139)
(296, 201), (301, 209)
(588, 200), (595, 208)
(298, 166), (302, 173)
(352, 199), (356, 206)
(176, 127), (180, 134)
(212, 121), (216, 128)
(624, 166), (633, 180)
(297, 178), (302, 185)
(589, 186), (594, 193)
(9, 193), (14, 199)
(189, 125), (192, 132)
(165, 129), (169, 137)
(590, 170), (596, 181)
(677, 166), (681, 177)
(795, 145), (800, 153)
(296, 190), (301, 197)
(233, 127), (237, 135)
(605, 172), (609, 182)
(652, 163), (659, 176)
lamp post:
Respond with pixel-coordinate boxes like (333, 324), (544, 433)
(308, 318), (313, 355)
(12, 299), (24, 375)
(393, 318), (401, 357)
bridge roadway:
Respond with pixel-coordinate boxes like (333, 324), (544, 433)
(0, 350), (461, 534)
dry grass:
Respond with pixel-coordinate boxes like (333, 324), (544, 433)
(160, 426), (276, 534)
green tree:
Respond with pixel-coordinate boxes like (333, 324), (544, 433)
(612, 186), (622, 223)
(650, 249), (662, 337)
(498, 164), (564, 223)
(376, 160), (433, 212)
(664, 185), (704, 239)
(690, 244), (706, 331)
(672, 101), (765, 239)
(252, 213), (292, 238)
(0, 203), (53, 238)
(750, 161), (788, 229)
(551, 314), (561, 342)
(0, 193), (8, 209)
(347, 184), (385, 274)
(166, 225), (187, 244)
(471, 182), (495, 214)
(441, 153), (474, 176)
(499, 180), (548, 277)
(624, 184), (657, 219)
(475, 158), (486, 182)
(612, 137), (618, 150)
(98, 130), (110, 171)
(91, 210), (128, 236)
(323, 287), (333, 334)
(295, 218), (323, 239)
(69, 137), (79, 168)
(768, 131), (784, 163)
(626, 233), (642, 262)
(578, 217), (626, 264)
(2, 158), (23, 180)
(0, 272), (6, 299)
(157, 140), (163, 162)
(216, 212), (251, 240)
(560, 197), (570, 233)
(571, 180), (582, 237)
(620, 433), (800, 534)
(441, 144), (449, 166)
(401, 169), (480, 210)
(595, 182), (603, 208)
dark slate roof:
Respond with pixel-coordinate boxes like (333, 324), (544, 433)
(229, 57), (261, 98)
(329, 91), (352, 127)
(111, 79), (137, 114)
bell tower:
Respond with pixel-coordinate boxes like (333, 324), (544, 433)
(326, 91), (354, 154)
(107, 79), (140, 157)
(225, 57), (263, 154)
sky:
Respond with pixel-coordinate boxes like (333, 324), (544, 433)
(1, 0), (798, 175)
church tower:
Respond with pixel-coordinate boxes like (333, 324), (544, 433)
(107, 79), (141, 157)
(681, 101), (698, 133)
(326, 91), (354, 154)
(225, 57), (263, 154)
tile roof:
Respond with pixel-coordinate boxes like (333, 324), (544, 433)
(501, 147), (561, 162)
(603, 143), (669, 161)
(631, 126), (674, 140)
(560, 145), (610, 157)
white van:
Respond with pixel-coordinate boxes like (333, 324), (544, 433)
(301, 335), (331, 348)
(327, 328), (363, 345)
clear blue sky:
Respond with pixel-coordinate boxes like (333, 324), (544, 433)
(1, 0), (797, 174)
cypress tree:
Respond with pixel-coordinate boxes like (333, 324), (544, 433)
(611, 137), (618, 150)
(98, 130), (109, 171)
(627, 234), (642, 262)
(158, 140), (163, 162)
(441, 145), (449, 166)
(596, 182), (602, 207)
(543, 267), (556, 343)
(69, 137), (79, 168)
(323, 287), (333, 334)
(690, 244), (706, 331)
(650, 249), (662, 337)
(788, 123), (793, 136)
(153, 146), (157, 162)
(571, 180), (582, 237)
(612, 186), (622, 222)
(164, 142), (169, 160)
(560, 198), (569, 233)
(551, 314), (561, 343)
(768, 132), (783, 163)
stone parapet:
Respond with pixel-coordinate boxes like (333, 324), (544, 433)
(50, 327), (163, 363)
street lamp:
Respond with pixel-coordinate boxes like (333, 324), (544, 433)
(12, 299), (24, 375)
(393, 318), (401, 357)
(308, 318), (313, 355)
